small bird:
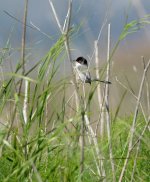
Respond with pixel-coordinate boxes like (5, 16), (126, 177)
(72, 56), (111, 84)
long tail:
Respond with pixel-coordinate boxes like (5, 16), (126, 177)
(99, 80), (111, 84)
(92, 78), (111, 84)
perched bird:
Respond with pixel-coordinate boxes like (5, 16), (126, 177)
(72, 56), (111, 84)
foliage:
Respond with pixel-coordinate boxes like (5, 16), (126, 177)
(0, 4), (150, 182)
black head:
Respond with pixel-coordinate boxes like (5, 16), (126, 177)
(76, 57), (88, 66)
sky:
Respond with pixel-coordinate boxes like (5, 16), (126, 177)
(0, 0), (150, 67)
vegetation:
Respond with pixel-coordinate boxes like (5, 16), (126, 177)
(0, 0), (150, 181)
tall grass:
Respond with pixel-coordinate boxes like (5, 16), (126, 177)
(0, 1), (150, 181)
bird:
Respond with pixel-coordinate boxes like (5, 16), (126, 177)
(72, 56), (111, 84)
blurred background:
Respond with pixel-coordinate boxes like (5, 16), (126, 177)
(0, 0), (150, 115)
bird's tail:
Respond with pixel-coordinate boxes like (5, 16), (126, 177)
(92, 78), (111, 84)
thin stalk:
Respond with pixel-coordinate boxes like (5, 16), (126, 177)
(22, 0), (28, 75)
(32, 162), (43, 182)
(94, 40), (106, 180)
(105, 24), (116, 182)
(119, 59), (150, 182)
(49, 0), (85, 175)
(84, 115), (106, 180)
(23, 80), (29, 160)
(19, 0), (28, 94)
(48, 0), (63, 33)
(131, 118), (150, 181)
(80, 110), (85, 176)
(116, 77), (150, 131)
(142, 56), (150, 117)
(23, 80), (29, 124)
(4, 10), (52, 39)
(94, 40), (105, 137)
(130, 118), (150, 154)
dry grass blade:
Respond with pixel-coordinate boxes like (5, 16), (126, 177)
(49, 0), (85, 176)
(105, 24), (116, 182)
(119, 59), (150, 182)
(20, 0), (28, 88)
(48, 0), (63, 33)
(116, 76), (150, 131)
(94, 41), (105, 137)
(130, 118), (150, 181)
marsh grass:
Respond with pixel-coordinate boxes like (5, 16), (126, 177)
(0, 1), (150, 181)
